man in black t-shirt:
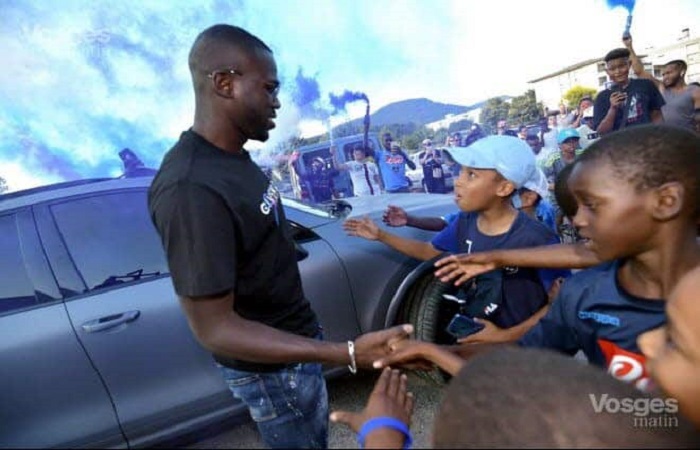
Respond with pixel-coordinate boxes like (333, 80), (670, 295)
(148, 25), (412, 449)
(593, 47), (665, 135)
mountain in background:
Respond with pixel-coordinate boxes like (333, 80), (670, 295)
(341, 97), (486, 128)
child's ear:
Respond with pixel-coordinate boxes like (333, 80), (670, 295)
(651, 182), (684, 221)
(497, 181), (517, 198)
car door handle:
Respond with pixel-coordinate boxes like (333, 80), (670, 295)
(81, 310), (141, 333)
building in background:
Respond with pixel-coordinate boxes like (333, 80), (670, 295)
(529, 29), (699, 111)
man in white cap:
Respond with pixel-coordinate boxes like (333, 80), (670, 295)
(576, 106), (599, 150)
(418, 138), (446, 193)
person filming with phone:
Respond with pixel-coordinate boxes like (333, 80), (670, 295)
(593, 47), (665, 135)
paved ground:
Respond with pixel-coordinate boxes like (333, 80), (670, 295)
(182, 370), (445, 449)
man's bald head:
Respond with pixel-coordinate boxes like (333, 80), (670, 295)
(188, 24), (272, 92)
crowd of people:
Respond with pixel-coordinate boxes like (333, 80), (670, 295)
(147, 23), (699, 449)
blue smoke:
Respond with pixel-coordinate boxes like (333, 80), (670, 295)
(291, 68), (326, 117)
(606, 0), (635, 13)
(329, 90), (369, 113)
(291, 69), (369, 120)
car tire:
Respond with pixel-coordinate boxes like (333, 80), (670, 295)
(399, 272), (462, 385)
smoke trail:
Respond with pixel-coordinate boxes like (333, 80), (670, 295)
(329, 90), (369, 113)
(606, 0), (636, 13)
(290, 67), (328, 119)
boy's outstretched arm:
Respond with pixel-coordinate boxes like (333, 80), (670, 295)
(459, 303), (551, 345)
(383, 205), (448, 232)
(344, 216), (442, 261)
(434, 243), (600, 286)
(374, 340), (505, 376)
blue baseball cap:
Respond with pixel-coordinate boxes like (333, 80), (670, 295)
(449, 135), (536, 188)
(557, 128), (581, 144)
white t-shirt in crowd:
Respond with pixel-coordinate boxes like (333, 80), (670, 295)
(346, 160), (381, 196)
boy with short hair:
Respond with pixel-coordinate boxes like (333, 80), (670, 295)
(594, 47), (665, 134)
(343, 136), (563, 330)
(425, 125), (700, 389)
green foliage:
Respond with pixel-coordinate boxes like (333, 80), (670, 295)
(562, 85), (597, 109)
(507, 90), (542, 127)
(479, 97), (510, 134)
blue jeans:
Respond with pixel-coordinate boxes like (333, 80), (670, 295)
(217, 342), (328, 448)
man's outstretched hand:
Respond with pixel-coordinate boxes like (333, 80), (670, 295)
(354, 324), (414, 369)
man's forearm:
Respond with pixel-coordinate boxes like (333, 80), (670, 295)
(402, 151), (416, 170)
(377, 229), (442, 261)
(627, 45), (645, 77)
(182, 298), (350, 366)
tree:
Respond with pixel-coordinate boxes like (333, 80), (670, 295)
(0, 176), (7, 194)
(507, 90), (542, 127)
(562, 85), (598, 110)
(479, 97), (510, 134)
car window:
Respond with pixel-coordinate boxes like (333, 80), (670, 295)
(0, 214), (38, 313)
(49, 191), (169, 294)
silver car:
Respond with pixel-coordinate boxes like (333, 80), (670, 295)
(0, 176), (457, 448)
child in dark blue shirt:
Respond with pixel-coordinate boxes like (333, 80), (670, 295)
(344, 136), (564, 330)
(431, 125), (700, 390)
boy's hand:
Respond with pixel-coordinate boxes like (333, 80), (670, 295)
(375, 339), (465, 376)
(457, 318), (511, 344)
(354, 324), (414, 369)
(610, 91), (628, 109)
(434, 253), (499, 286)
(373, 340), (437, 371)
(622, 34), (632, 49)
(330, 367), (414, 447)
(344, 216), (382, 240)
(382, 205), (408, 227)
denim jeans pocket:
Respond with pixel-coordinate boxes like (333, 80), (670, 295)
(225, 373), (277, 422)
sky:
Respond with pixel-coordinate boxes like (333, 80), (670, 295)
(2, 0), (699, 192)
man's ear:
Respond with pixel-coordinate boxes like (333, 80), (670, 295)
(211, 73), (236, 99)
(650, 182), (684, 221)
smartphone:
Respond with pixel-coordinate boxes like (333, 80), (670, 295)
(446, 314), (485, 339)
(604, 80), (618, 91)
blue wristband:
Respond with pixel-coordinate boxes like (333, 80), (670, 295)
(357, 416), (413, 450)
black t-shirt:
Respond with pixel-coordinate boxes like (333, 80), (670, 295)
(593, 78), (665, 131)
(148, 130), (318, 370)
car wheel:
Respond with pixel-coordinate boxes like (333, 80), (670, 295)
(398, 272), (463, 385)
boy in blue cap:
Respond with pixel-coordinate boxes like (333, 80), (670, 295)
(408, 125), (700, 390)
(544, 128), (586, 239)
(344, 136), (564, 330)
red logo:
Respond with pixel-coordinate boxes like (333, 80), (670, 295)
(598, 339), (652, 391)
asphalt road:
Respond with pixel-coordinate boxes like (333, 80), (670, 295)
(181, 370), (445, 449)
